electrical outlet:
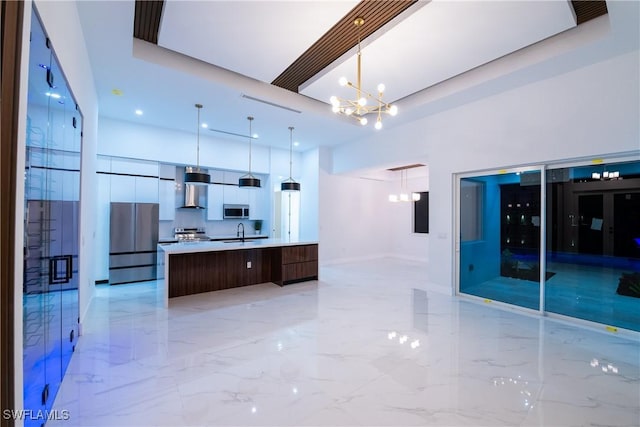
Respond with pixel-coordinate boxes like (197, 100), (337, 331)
(247, 261), (252, 269)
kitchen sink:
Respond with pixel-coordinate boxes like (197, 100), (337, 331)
(222, 240), (259, 245)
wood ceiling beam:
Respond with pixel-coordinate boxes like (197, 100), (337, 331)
(133, 0), (164, 44)
(272, 0), (419, 93)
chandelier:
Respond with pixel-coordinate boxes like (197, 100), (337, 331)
(329, 17), (398, 130)
(389, 169), (420, 202)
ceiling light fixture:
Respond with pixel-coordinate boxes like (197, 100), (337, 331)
(184, 103), (210, 185)
(329, 17), (398, 130)
(281, 126), (300, 192)
(239, 116), (261, 188)
(389, 169), (420, 202)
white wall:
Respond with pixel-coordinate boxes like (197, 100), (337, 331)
(326, 1), (640, 288)
(318, 148), (393, 264)
(299, 148), (320, 242)
(98, 117), (287, 175)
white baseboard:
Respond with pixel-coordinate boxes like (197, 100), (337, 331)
(319, 253), (394, 267)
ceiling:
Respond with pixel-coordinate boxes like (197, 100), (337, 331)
(73, 1), (606, 153)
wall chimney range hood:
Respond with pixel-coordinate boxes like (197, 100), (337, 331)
(178, 167), (207, 209)
(180, 184), (206, 209)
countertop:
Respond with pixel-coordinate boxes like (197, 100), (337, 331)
(158, 234), (269, 244)
(159, 238), (318, 254)
(208, 234), (269, 241)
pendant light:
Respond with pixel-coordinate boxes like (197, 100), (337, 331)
(184, 103), (210, 185)
(389, 169), (420, 202)
(281, 126), (300, 192)
(239, 116), (261, 188)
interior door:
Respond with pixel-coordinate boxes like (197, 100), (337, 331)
(578, 194), (604, 255)
(577, 191), (639, 257)
(614, 192), (640, 258)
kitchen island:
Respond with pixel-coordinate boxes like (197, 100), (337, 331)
(159, 239), (318, 305)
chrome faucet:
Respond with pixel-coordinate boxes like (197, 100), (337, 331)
(236, 222), (245, 242)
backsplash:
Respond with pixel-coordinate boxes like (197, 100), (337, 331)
(159, 216), (264, 239)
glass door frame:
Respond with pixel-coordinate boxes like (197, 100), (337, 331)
(454, 164), (547, 314)
(454, 153), (640, 325)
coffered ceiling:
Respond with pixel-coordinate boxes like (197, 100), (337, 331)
(75, 1), (607, 152)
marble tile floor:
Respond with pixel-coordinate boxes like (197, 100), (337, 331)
(50, 258), (639, 426)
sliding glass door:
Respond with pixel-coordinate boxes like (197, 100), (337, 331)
(459, 168), (542, 311)
(457, 160), (640, 332)
(544, 161), (640, 331)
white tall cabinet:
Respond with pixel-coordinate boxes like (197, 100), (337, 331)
(96, 156), (160, 281)
(207, 170), (225, 220)
(158, 164), (176, 220)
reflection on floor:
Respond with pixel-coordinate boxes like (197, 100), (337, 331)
(50, 258), (639, 426)
(463, 262), (640, 331)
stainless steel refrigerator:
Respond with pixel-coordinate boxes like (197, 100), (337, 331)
(109, 202), (159, 285)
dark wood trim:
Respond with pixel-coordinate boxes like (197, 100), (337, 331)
(133, 0), (164, 44)
(571, 1), (608, 25)
(96, 170), (159, 179)
(1, 0), (24, 423)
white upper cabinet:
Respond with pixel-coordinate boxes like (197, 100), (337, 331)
(249, 188), (267, 220)
(159, 179), (176, 220)
(96, 156), (111, 173)
(135, 176), (159, 203)
(158, 164), (176, 220)
(222, 171), (249, 205)
(104, 158), (160, 203)
(109, 174), (135, 202)
(210, 170), (224, 184)
(207, 169), (224, 220)
(111, 158), (158, 176)
(159, 163), (176, 180)
(207, 184), (224, 220)
(109, 174), (159, 203)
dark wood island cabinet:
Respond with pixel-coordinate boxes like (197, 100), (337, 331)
(162, 241), (318, 300)
(280, 244), (318, 285)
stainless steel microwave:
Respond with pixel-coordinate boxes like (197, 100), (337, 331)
(223, 204), (250, 219)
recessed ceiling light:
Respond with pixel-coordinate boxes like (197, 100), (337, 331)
(45, 92), (61, 99)
(201, 123), (208, 129)
(252, 133), (259, 139)
(293, 141), (300, 147)
(111, 89), (123, 96)
(135, 109), (143, 116)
